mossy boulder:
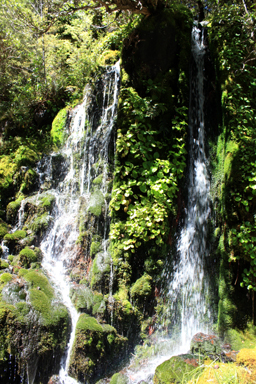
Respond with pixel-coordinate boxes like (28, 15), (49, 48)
(0, 272), (12, 284)
(88, 189), (105, 217)
(0, 271), (70, 383)
(69, 314), (127, 383)
(6, 196), (24, 224)
(236, 347), (256, 366)
(3, 229), (27, 254)
(19, 247), (38, 268)
(153, 355), (200, 384)
(109, 372), (129, 384)
(0, 258), (9, 270)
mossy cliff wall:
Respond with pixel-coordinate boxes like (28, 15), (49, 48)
(108, 4), (193, 340)
(207, 4), (256, 335)
(2, 3), (255, 383)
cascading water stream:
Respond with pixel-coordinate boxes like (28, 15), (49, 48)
(166, 24), (211, 351)
(126, 24), (211, 384)
(37, 62), (120, 383)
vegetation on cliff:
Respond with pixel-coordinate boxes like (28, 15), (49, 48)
(0, 0), (256, 382)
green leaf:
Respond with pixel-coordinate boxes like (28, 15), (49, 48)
(139, 185), (147, 193)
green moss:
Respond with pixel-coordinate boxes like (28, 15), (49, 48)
(224, 140), (239, 181)
(14, 145), (39, 167)
(90, 241), (102, 257)
(92, 174), (103, 185)
(0, 259), (9, 269)
(225, 325), (256, 350)
(6, 196), (24, 223)
(88, 189), (105, 217)
(110, 373), (129, 384)
(0, 220), (9, 239)
(130, 273), (152, 298)
(30, 212), (52, 234)
(41, 194), (55, 208)
(7, 255), (14, 262)
(4, 230), (27, 241)
(91, 251), (111, 290)
(92, 293), (106, 315)
(153, 355), (199, 384)
(0, 273), (12, 283)
(99, 50), (120, 66)
(20, 270), (68, 326)
(19, 246), (38, 268)
(20, 168), (38, 193)
(22, 270), (54, 298)
(0, 156), (17, 193)
(70, 315), (128, 382)
(51, 107), (68, 148)
(76, 314), (103, 333)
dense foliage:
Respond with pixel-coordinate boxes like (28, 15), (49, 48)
(1, 0), (256, 381)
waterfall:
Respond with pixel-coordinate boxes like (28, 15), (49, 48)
(125, 24), (212, 384)
(38, 62), (120, 383)
(166, 25), (211, 351)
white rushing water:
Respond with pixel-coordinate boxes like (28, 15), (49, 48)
(125, 25), (211, 384)
(38, 62), (120, 383)
(167, 25), (211, 350)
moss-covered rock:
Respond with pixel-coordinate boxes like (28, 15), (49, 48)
(0, 272), (12, 284)
(90, 251), (111, 291)
(71, 285), (106, 317)
(90, 241), (102, 257)
(88, 189), (105, 217)
(69, 314), (127, 383)
(0, 258), (9, 270)
(130, 273), (152, 299)
(109, 372), (129, 384)
(0, 273), (70, 383)
(19, 247), (38, 268)
(153, 355), (200, 384)
(3, 229), (27, 254)
(6, 196), (24, 224)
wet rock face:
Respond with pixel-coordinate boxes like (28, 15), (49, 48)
(190, 332), (222, 356)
